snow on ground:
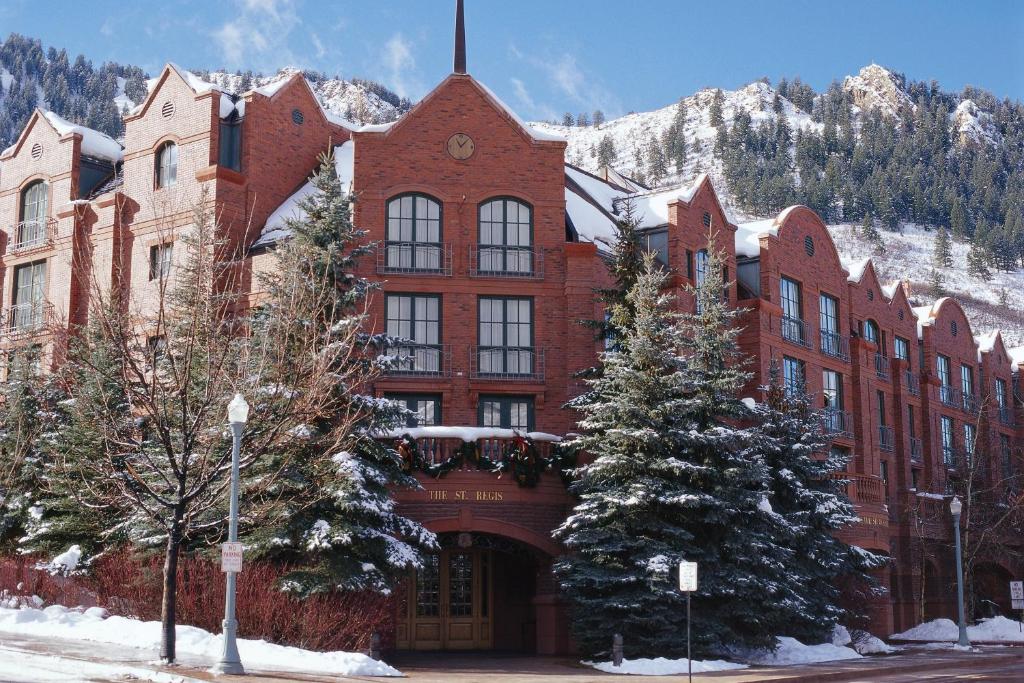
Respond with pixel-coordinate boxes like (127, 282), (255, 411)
(833, 624), (897, 654)
(736, 636), (862, 666)
(893, 616), (1024, 643)
(0, 643), (198, 682)
(830, 223), (1024, 346)
(587, 657), (747, 675)
(0, 604), (401, 677)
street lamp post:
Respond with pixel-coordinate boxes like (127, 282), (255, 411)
(950, 496), (970, 648)
(215, 393), (249, 675)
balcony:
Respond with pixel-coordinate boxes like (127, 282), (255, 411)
(904, 370), (921, 396)
(2, 301), (54, 342)
(471, 346), (545, 382)
(376, 242), (453, 276)
(878, 425), (894, 452)
(469, 246), (544, 279)
(822, 408), (853, 438)
(939, 384), (960, 408)
(961, 392), (980, 414)
(384, 343), (451, 377)
(781, 315), (811, 348)
(830, 471), (885, 506)
(819, 330), (850, 361)
(400, 433), (559, 468)
(999, 406), (1014, 427)
(874, 353), (890, 380)
(943, 447), (959, 468)
(909, 437), (923, 463)
(7, 218), (56, 256)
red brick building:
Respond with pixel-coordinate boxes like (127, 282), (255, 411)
(1, 6), (1021, 655)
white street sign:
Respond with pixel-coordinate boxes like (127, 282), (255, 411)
(679, 561), (698, 592)
(1011, 581), (1024, 601)
(1013, 599), (1024, 610)
(221, 542), (244, 573)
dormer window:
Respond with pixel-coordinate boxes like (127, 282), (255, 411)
(155, 141), (178, 188)
(219, 114), (242, 172)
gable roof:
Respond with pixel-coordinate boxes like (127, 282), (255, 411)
(0, 108), (122, 162)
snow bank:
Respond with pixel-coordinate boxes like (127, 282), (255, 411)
(0, 604), (401, 677)
(586, 657), (746, 675)
(893, 616), (1024, 643)
(44, 545), (82, 574)
(738, 635), (862, 665)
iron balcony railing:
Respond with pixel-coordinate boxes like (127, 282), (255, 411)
(904, 370), (921, 396)
(469, 245), (544, 279)
(376, 242), (453, 276)
(943, 446), (958, 468)
(470, 346), (545, 381)
(7, 218), (56, 255)
(819, 330), (850, 361)
(2, 301), (53, 341)
(999, 406), (1014, 427)
(384, 343), (451, 377)
(939, 384), (960, 408)
(878, 425), (894, 452)
(961, 392), (980, 414)
(874, 353), (890, 380)
(822, 408), (853, 438)
(781, 315), (811, 348)
(909, 437), (923, 463)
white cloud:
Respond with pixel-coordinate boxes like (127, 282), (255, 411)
(510, 77), (557, 122)
(213, 0), (301, 70)
(381, 33), (422, 100)
(508, 42), (621, 119)
(310, 32), (326, 59)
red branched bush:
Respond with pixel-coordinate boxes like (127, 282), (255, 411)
(0, 552), (395, 653)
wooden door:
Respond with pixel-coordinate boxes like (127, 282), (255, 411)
(399, 549), (493, 650)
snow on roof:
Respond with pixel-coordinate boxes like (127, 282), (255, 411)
(356, 121), (396, 133)
(912, 299), (948, 339)
(255, 141), (355, 247)
(253, 74), (292, 98)
(565, 166), (629, 215)
(735, 218), (779, 258)
(626, 174), (706, 229)
(1009, 346), (1024, 372)
(42, 111), (123, 162)
(167, 62), (222, 95)
(842, 256), (872, 284)
(566, 187), (618, 247)
(882, 281), (900, 299)
(974, 330), (1001, 361)
(472, 79), (566, 142)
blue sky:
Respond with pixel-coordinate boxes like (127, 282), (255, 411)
(3, 0), (1022, 119)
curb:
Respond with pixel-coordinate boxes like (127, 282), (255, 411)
(733, 651), (1024, 682)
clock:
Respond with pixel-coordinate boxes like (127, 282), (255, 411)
(447, 133), (476, 160)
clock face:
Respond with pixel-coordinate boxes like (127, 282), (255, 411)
(447, 133), (476, 160)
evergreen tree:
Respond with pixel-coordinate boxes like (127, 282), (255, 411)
(562, 112), (574, 127)
(577, 112), (590, 127)
(596, 134), (617, 168)
(933, 226), (953, 268)
(862, 212), (883, 250)
(592, 109), (606, 127)
(556, 242), (792, 658)
(967, 221), (992, 280)
(750, 366), (883, 641)
(645, 136), (667, 186)
(709, 88), (725, 127)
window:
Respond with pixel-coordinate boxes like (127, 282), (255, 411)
(479, 395), (534, 432)
(819, 293), (844, 358)
(823, 369), (843, 410)
(877, 390), (886, 426)
(780, 276), (804, 344)
(880, 460), (889, 487)
(894, 336), (909, 361)
(11, 261), (46, 332)
(219, 117), (242, 171)
(479, 198), (532, 274)
(386, 194), (442, 271)
(695, 250), (709, 286)
(641, 230), (668, 268)
(385, 294), (441, 374)
(963, 423), (976, 463)
(155, 141), (178, 188)
(996, 378), (1008, 409)
(941, 416), (955, 466)
(149, 243), (173, 280)
(862, 319), (879, 345)
(386, 394), (441, 427)
(937, 355), (953, 405)
(908, 404), (917, 438)
(783, 356), (805, 396)
(685, 249), (694, 279)
(912, 469), (919, 489)
(961, 364), (974, 397)
(702, 211), (712, 228)
(478, 297), (533, 376)
(17, 180), (48, 249)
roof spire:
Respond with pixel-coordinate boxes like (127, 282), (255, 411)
(454, 0), (467, 74)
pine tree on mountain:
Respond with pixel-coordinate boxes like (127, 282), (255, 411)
(862, 212), (883, 251)
(593, 109), (606, 127)
(596, 134), (617, 168)
(934, 226), (953, 268)
(556, 241), (791, 658)
(750, 364), (884, 641)
(562, 112), (574, 127)
(577, 112), (590, 127)
(968, 219), (992, 280)
(709, 88), (725, 126)
(645, 136), (667, 186)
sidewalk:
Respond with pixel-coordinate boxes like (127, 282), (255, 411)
(0, 631), (1020, 682)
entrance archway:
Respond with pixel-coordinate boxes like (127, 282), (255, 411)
(972, 562), (1013, 619)
(396, 533), (546, 652)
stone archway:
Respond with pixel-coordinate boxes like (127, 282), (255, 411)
(971, 562), (1014, 619)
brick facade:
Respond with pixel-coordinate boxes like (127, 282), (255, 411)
(2, 57), (1022, 651)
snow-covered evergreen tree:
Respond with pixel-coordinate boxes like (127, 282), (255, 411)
(244, 149), (436, 596)
(749, 364), (884, 642)
(555, 242), (793, 658)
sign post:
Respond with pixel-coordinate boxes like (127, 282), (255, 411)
(1011, 581), (1023, 632)
(679, 561), (698, 683)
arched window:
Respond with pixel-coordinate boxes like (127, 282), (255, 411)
(478, 197), (533, 275)
(385, 193), (442, 272)
(155, 141), (178, 188)
(17, 180), (48, 249)
(863, 319), (879, 344)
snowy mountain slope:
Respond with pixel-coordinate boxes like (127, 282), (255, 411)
(841, 64), (915, 119)
(830, 223), (1024, 345)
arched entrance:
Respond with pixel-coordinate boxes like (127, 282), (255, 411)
(972, 562), (1013, 619)
(396, 532), (547, 652)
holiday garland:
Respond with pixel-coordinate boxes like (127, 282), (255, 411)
(396, 434), (577, 488)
